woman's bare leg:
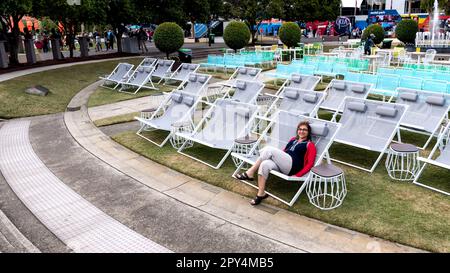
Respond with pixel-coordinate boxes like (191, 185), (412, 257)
(256, 175), (267, 196)
(245, 159), (262, 177)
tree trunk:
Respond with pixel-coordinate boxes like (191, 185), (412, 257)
(7, 34), (20, 65)
(191, 20), (197, 42)
(8, 17), (22, 65)
(252, 22), (262, 45)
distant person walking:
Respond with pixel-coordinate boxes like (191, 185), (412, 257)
(104, 31), (109, 51)
(364, 33), (375, 55)
(138, 27), (148, 53)
(107, 30), (115, 50)
(94, 31), (102, 52)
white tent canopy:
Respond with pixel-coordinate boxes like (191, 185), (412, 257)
(342, 0), (387, 8)
(341, 0), (364, 8)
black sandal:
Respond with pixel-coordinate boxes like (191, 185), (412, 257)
(250, 194), (269, 206)
(235, 172), (254, 181)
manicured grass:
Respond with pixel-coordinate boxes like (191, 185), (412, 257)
(0, 58), (142, 119)
(88, 84), (172, 108)
(93, 112), (139, 127)
(112, 129), (450, 252)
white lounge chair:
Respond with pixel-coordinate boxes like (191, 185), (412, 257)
(165, 63), (200, 83)
(172, 73), (212, 97)
(276, 73), (321, 94)
(99, 62), (134, 89)
(394, 88), (450, 149)
(135, 90), (201, 147)
(219, 80), (265, 104)
(176, 99), (260, 169)
(320, 79), (372, 113)
(152, 59), (175, 84)
(118, 66), (157, 94)
(413, 122), (450, 195)
(207, 67), (262, 101)
(263, 87), (325, 118)
(232, 110), (341, 206)
(330, 97), (408, 172)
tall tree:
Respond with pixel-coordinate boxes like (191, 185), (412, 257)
(105, 0), (136, 53)
(0, 0), (33, 64)
(35, 0), (107, 58)
(223, 0), (284, 44)
(136, 0), (186, 26)
(420, 0), (449, 14)
(184, 0), (210, 39)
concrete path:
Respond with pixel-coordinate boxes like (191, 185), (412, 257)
(63, 80), (424, 253)
(0, 120), (170, 253)
(89, 95), (163, 122)
(0, 208), (40, 253)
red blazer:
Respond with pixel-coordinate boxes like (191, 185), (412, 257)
(284, 137), (317, 177)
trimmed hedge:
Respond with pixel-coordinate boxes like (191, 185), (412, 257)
(223, 21), (250, 52)
(395, 19), (418, 45)
(279, 22), (301, 48)
(362, 24), (385, 44)
(154, 22), (184, 58)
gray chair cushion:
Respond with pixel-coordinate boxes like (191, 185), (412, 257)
(284, 89), (299, 100)
(303, 93), (318, 103)
(183, 95), (195, 106)
(426, 95), (445, 106)
(171, 92), (183, 103)
(248, 69), (258, 76)
(182, 65), (189, 70)
(310, 123), (329, 137)
(137, 66), (144, 72)
(188, 74), (197, 82)
(144, 67), (153, 73)
(292, 75), (302, 83)
(189, 64), (197, 70)
(347, 101), (367, 112)
(376, 106), (397, 117)
(351, 84), (365, 93)
(236, 81), (246, 90)
(235, 106), (250, 118)
(399, 92), (418, 102)
(239, 68), (247, 74)
(198, 75), (208, 83)
(164, 60), (172, 66)
(333, 81), (346, 90)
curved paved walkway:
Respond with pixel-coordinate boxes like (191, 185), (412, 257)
(63, 80), (424, 253)
(0, 120), (170, 253)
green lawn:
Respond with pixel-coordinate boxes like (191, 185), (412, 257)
(0, 58), (142, 119)
(112, 129), (450, 252)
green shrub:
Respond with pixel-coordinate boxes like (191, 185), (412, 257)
(153, 22), (184, 58)
(279, 22), (301, 48)
(362, 24), (385, 44)
(395, 19), (418, 45)
(223, 21), (250, 52)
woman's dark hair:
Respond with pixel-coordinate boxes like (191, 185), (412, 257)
(296, 121), (312, 141)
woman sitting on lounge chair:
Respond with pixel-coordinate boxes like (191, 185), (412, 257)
(236, 121), (317, 205)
